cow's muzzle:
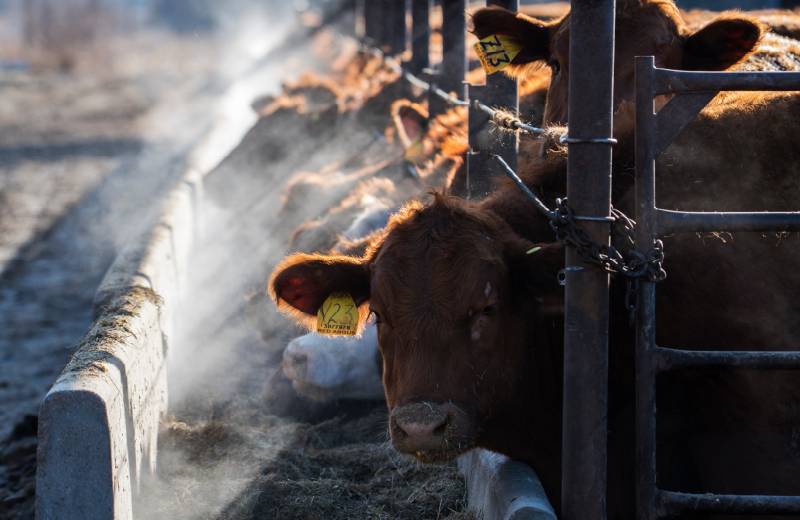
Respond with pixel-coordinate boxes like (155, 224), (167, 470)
(389, 401), (475, 462)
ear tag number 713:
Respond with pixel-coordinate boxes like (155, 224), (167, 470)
(474, 34), (522, 74)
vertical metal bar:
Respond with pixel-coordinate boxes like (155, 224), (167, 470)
(484, 0), (519, 194)
(466, 83), (490, 199)
(364, 0), (382, 45)
(634, 55), (658, 520)
(386, 0), (407, 55)
(410, 0), (431, 73)
(561, 1), (615, 519)
(432, 0), (466, 116)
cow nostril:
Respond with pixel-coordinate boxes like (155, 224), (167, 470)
(390, 417), (407, 439)
(288, 351), (307, 366)
(282, 350), (309, 380)
(394, 415), (447, 439)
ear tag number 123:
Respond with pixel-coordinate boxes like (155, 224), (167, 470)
(474, 34), (522, 75)
(317, 292), (359, 336)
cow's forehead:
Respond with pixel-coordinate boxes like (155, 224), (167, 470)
(370, 237), (506, 314)
(551, 1), (681, 53)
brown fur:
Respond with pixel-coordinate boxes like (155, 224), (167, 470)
(269, 86), (800, 516)
(472, 0), (769, 124)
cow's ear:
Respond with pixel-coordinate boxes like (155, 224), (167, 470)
(682, 16), (764, 71)
(392, 101), (428, 147)
(269, 253), (371, 330)
(471, 6), (551, 67)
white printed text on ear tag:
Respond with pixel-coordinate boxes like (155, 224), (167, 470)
(474, 34), (522, 74)
(317, 292), (359, 336)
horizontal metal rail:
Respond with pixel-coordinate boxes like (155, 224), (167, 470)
(656, 209), (800, 234)
(654, 68), (800, 95)
(657, 490), (800, 516)
(654, 346), (800, 371)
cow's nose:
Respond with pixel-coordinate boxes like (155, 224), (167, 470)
(282, 349), (308, 380)
(390, 403), (448, 446)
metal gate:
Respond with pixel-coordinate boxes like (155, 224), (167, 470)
(633, 56), (800, 518)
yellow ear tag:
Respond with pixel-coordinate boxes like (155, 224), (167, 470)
(474, 34), (522, 75)
(316, 292), (359, 336)
(404, 139), (426, 163)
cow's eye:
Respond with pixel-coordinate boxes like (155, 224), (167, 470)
(482, 304), (498, 317)
(549, 59), (561, 75)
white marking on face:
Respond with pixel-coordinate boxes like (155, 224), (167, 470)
(484, 282), (492, 298)
(282, 323), (384, 402)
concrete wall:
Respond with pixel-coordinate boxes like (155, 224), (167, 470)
(36, 170), (201, 520)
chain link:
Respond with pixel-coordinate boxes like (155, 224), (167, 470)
(492, 155), (666, 283)
(551, 199), (667, 282)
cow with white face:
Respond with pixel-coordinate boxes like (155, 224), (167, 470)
(282, 322), (384, 402)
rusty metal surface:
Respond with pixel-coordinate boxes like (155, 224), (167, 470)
(561, 1), (616, 519)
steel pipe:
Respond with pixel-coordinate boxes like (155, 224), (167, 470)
(561, 1), (616, 519)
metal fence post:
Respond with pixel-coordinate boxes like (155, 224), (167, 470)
(484, 0), (519, 192)
(431, 0), (466, 116)
(561, 1), (616, 519)
(466, 83), (489, 199)
(466, 0), (519, 199)
(634, 55), (658, 520)
(385, 0), (407, 55)
(364, 0), (382, 46)
(410, 0), (431, 73)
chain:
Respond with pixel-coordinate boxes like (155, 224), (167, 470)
(360, 44), (546, 136)
(492, 155), (667, 283)
(551, 199), (667, 282)
(359, 44), (664, 281)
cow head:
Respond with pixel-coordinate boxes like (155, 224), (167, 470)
(270, 195), (562, 463)
(471, 0), (764, 124)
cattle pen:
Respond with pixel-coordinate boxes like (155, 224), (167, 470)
(361, 1), (800, 518)
(28, 0), (800, 519)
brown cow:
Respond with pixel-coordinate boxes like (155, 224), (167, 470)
(270, 87), (800, 517)
(471, 0), (795, 125)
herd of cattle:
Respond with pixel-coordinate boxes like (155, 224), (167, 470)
(205, 1), (800, 517)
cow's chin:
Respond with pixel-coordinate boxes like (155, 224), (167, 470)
(407, 442), (476, 464)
